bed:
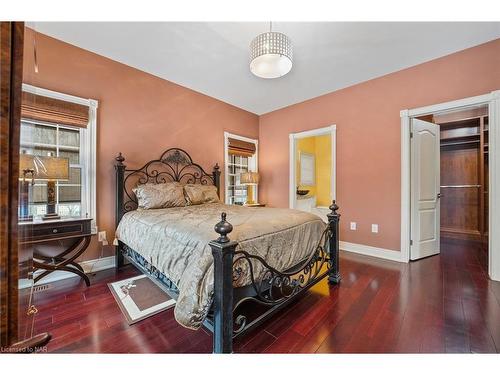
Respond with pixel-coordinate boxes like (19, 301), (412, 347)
(114, 148), (341, 353)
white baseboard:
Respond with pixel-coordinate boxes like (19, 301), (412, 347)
(18, 255), (116, 289)
(340, 241), (404, 263)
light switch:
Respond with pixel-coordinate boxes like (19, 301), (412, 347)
(350, 222), (357, 230)
(371, 224), (379, 233)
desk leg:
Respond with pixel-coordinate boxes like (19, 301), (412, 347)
(33, 236), (92, 286)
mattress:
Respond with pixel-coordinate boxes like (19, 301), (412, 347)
(116, 202), (326, 329)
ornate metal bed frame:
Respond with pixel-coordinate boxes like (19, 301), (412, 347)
(114, 148), (341, 353)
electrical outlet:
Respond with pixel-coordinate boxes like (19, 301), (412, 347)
(371, 224), (379, 233)
(350, 222), (357, 230)
(98, 231), (107, 242)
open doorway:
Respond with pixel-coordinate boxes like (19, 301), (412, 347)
(401, 90), (500, 281)
(289, 125), (336, 222)
(411, 106), (489, 270)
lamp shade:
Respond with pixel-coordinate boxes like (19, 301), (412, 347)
(240, 171), (260, 185)
(250, 31), (292, 79)
(19, 154), (69, 180)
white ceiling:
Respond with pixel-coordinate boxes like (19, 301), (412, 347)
(30, 22), (500, 115)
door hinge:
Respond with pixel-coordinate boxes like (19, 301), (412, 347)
(410, 132), (414, 138)
(410, 239), (413, 246)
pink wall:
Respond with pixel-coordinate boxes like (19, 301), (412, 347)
(22, 27), (500, 256)
(259, 39), (500, 251)
(23, 28), (259, 260)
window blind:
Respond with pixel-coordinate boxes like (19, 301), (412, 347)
(228, 137), (256, 157)
(21, 91), (89, 128)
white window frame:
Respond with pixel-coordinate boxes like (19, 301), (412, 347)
(223, 132), (258, 205)
(22, 84), (98, 234)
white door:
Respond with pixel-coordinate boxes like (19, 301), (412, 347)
(411, 119), (441, 260)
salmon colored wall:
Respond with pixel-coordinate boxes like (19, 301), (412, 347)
(22, 28), (259, 260)
(259, 38), (500, 251)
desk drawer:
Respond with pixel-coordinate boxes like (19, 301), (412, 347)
(19, 220), (91, 244)
(33, 223), (83, 238)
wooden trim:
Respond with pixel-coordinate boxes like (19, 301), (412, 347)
(0, 21), (24, 347)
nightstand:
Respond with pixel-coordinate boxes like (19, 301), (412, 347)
(19, 217), (93, 286)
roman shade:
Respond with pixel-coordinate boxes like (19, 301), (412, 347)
(228, 137), (256, 157)
(21, 91), (89, 128)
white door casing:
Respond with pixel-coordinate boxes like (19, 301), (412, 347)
(410, 119), (441, 260)
(288, 125), (336, 209)
(401, 91), (500, 280)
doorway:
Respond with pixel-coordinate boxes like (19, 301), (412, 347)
(289, 125), (336, 221)
(401, 91), (500, 281)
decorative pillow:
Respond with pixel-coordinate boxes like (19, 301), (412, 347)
(133, 182), (186, 209)
(183, 184), (220, 205)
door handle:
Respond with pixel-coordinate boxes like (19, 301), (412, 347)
(437, 193), (443, 199)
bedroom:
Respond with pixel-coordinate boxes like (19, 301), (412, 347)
(1, 0), (500, 371)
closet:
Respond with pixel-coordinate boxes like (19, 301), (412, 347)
(435, 106), (489, 249)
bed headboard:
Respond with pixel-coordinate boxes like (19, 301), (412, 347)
(114, 148), (221, 227)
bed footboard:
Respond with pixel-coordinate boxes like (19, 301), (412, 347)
(208, 201), (341, 354)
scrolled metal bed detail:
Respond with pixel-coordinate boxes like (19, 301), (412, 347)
(114, 148), (340, 353)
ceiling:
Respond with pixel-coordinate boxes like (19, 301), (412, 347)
(30, 22), (500, 115)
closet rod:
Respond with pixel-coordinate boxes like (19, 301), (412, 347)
(440, 184), (481, 188)
(440, 140), (480, 147)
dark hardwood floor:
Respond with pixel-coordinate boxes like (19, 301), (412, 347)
(19, 238), (500, 353)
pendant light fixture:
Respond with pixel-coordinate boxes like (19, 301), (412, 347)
(250, 22), (293, 79)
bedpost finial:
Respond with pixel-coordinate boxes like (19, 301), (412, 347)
(115, 152), (125, 166)
(214, 163), (220, 171)
(214, 212), (233, 243)
(329, 200), (339, 214)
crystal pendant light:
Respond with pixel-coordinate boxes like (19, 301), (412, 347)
(250, 22), (293, 79)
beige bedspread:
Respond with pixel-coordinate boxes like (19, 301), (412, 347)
(116, 203), (326, 329)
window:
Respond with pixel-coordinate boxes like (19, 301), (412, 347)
(20, 84), (98, 231)
(300, 152), (315, 186)
(20, 120), (83, 217)
(224, 132), (258, 205)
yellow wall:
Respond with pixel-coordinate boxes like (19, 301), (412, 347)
(296, 134), (332, 207)
(315, 135), (332, 206)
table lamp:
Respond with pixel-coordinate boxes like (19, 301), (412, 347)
(240, 171), (259, 205)
(19, 153), (69, 220)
